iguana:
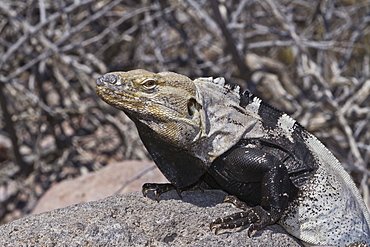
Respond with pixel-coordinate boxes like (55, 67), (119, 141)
(95, 69), (370, 246)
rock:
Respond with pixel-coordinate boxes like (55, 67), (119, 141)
(31, 161), (167, 214)
(0, 190), (302, 246)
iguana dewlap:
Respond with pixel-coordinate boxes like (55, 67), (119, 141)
(96, 69), (370, 246)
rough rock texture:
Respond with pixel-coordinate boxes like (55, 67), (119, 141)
(32, 161), (167, 214)
(0, 190), (302, 246)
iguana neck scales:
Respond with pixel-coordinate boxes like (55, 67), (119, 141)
(96, 69), (370, 246)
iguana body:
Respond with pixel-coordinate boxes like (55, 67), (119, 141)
(96, 69), (370, 246)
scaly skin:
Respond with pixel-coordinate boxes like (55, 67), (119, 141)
(96, 69), (370, 246)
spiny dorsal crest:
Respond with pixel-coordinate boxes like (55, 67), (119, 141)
(196, 76), (241, 95)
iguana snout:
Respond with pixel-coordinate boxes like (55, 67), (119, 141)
(97, 73), (121, 86)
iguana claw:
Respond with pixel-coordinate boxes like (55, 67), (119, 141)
(142, 183), (177, 201)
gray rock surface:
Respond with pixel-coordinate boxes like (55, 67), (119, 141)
(0, 190), (302, 246)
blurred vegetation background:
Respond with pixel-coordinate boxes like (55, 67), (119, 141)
(0, 0), (369, 224)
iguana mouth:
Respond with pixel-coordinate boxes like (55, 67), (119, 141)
(96, 84), (137, 101)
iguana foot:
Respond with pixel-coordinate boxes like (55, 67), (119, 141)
(210, 203), (279, 236)
(142, 183), (180, 201)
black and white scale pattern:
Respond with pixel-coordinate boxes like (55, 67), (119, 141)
(241, 89), (370, 246)
(195, 76), (370, 246)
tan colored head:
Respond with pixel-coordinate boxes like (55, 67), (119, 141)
(96, 69), (202, 146)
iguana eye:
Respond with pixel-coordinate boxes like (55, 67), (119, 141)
(142, 79), (157, 89)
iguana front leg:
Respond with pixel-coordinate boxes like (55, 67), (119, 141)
(208, 146), (297, 235)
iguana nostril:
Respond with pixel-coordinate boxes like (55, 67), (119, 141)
(96, 74), (120, 86)
(96, 77), (105, 86)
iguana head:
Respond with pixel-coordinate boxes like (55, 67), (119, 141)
(96, 69), (263, 165)
(96, 69), (203, 147)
